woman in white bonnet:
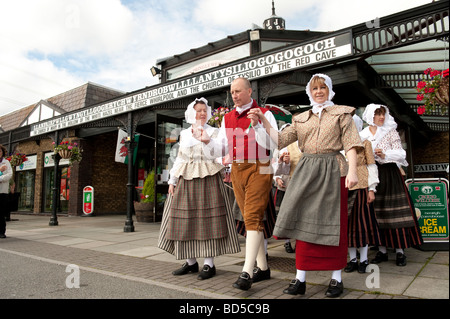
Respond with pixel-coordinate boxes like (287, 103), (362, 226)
(360, 104), (423, 266)
(248, 73), (363, 297)
(158, 97), (240, 280)
(345, 114), (382, 274)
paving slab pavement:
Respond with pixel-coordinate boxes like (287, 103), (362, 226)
(1, 213), (448, 300)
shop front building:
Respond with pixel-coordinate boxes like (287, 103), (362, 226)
(0, 1), (448, 223)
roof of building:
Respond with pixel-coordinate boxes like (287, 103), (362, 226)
(0, 82), (124, 132)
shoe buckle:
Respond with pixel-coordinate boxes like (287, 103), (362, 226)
(240, 272), (250, 280)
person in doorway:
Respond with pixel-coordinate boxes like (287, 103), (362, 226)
(157, 97), (241, 280)
(248, 73), (362, 298)
(345, 115), (382, 274)
(361, 104), (423, 266)
(194, 77), (278, 291)
(0, 144), (13, 238)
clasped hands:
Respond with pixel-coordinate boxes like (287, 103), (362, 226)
(374, 148), (385, 159)
(192, 126), (210, 144)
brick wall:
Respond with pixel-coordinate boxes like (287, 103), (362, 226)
(14, 132), (128, 216)
(87, 132), (128, 215)
(412, 131), (449, 179)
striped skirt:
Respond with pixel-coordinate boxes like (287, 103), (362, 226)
(158, 174), (241, 260)
(347, 189), (382, 248)
(374, 163), (423, 249)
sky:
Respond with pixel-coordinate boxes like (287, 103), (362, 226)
(0, 0), (433, 117)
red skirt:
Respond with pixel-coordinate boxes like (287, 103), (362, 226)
(295, 177), (348, 271)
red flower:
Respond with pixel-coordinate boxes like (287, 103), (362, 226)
(417, 105), (426, 115)
(416, 81), (427, 90)
(430, 70), (440, 77)
(443, 68), (449, 78)
(416, 68), (448, 115)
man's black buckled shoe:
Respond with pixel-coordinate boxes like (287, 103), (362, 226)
(252, 267), (271, 283)
(232, 272), (252, 290)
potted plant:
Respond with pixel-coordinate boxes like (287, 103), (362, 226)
(53, 140), (83, 165)
(416, 68), (449, 115)
(134, 170), (155, 222)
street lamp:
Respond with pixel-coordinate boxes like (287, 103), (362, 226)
(150, 66), (161, 77)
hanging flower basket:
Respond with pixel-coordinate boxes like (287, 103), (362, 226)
(435, 76), (449, 106)
(207, 106), (230, 127)
(416, 68), (449, 115)
(6, 152), (28, 167)
(58, 149), (73, 159)
(52, 140), (83, 165)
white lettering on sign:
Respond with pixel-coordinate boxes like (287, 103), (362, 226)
(30, 32), (352, 136)
(414, 163), (449, 173)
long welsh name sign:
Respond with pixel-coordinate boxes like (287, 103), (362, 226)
(30, 31), (352, 136)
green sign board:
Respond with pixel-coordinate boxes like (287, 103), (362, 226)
(406, 179), (449, 242)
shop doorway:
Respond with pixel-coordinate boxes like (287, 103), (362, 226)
(43, 166), (70, 213)
(154, 113), (183, 217)
(15, 170), (35, 211)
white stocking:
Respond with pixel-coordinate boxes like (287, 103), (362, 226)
(204, 257), (214, 267)
(296, 269), (306, 282)
(331, 270), (342, 282)
(348, 247), (357, 261)
(186, 258), (197, 265)
(360, 245), (368, 262)
(242, 230), (265, 277)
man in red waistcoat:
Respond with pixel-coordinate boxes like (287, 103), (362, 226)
(194, 77), (278, 290)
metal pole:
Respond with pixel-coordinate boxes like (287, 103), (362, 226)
(49, 131), (60, 226)
(124, 112), (135, 232)
(407, 126), (415, 181)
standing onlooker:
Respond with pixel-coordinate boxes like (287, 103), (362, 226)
(195, 77), (278, 290)
(248, 73), (362, 298)
(0, 144), (13, 238)
(361, 104), (423, 266)
(345, 115), (382, 273)
(158, 98), (241, 280)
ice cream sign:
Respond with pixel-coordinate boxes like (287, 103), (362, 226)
(406, 178), (449, 242)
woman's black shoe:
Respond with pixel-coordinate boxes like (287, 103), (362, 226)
(344, 259), (358, 273)
(325, 279), (344, 298)
(232, 272), (252, 290)
(371, 251), (388, 264)
(172, 262), (199, 275)
(396, 253), (407, 266)
(197, 265), (216, 280)
(358, 260), (369, 273)
(283, 279), (306, 295)
(284, 242), (295, 253)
